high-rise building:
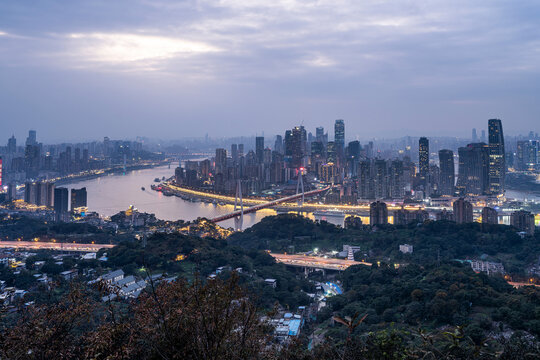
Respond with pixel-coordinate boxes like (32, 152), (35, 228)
(456, 143), (489, 196)
(291, 126), (306, 168)
(274, 135), (283, 154)
(54, 187), (69, 222)
(26, 130), (37, 146)
(334, 120), (345, 163)
(453, 198), (473, 224)
(394, 208), (429, 225)
(481, 207), (498, 225)
(231, 144), (238, 163)
(488, 119), (505, 194)
(7, 135), (16, 153)
(71, 187), (87, 211)
(418, 137), (429, 186)
(238, 144), (244, 158)
(472, 128), (478, 142)
(215, 148), (227, 174)
(255, 136), (264, 164)
(369, 201), (388, 225)
(438, 149), (455, 196)
(0, 157), (2, 188)
(516, 139), (538, 171)
(316, 127), (325, 143)
(7, 183), (17, 201)
(510, 210), (535, 235)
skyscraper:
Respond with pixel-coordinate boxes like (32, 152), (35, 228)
(456, 143), (489, 196)
(255, 136), (264, 164)
(26, 130), (37, 146)
(334, 120), (345, 163)
(7, 135), (16, 153)
(54, 187), (69, 222)
(291, 126), (306, 168)
(472, 128), (478, 142)
(453, 198), (473, 224)
(71, 187), (87, 211)
(438, 149), (455, 196)
(231, 144), (238, 163)
(488, 119), (505, 195)
(215, 148), (227, 174)
(418, 137), (429, 185)
(274, 135), (283, 154)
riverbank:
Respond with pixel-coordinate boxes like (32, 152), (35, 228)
(53, 161), (169, 186)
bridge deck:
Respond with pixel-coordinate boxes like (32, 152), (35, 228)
(0, 241), (115, 252)
(270, 253), (371, 271)
(210, 186), (330, 223)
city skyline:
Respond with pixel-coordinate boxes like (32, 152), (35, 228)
(2, 1), (540, 141)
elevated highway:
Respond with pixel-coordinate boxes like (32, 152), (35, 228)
(270, 253), (371, 271)
(0, 241), (115, 252)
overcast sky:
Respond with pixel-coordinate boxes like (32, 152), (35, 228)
(1, 0), (539, 143)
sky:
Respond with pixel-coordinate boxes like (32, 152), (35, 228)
(1, 0), (539, 143)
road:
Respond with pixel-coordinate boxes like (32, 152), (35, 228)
(0, 241), (115, 252)
(270, 253), (371, 271)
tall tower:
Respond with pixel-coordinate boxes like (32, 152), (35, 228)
(456, 143), (489, 196)
(488, 119), (505, 195)
(255, 136), (264, 164)
(334, 119), (345, 163)
(418, 137), (429, 185)
(438, 149), (455, 196)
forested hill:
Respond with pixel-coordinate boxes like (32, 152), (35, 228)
(229, 214), (540, 275)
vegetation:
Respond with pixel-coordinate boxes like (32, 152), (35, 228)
(318, 262), (540, 341)
(230, 214), (540, 276)
(104, 232), (313, 309)
(1, 275), (538, 359)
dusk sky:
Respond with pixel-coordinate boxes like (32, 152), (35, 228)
(1, 0), (539, 143)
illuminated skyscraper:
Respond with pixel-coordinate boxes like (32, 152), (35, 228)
(215, 148), (227, 174)
(291, 126), (306, 168)
(71, 187), (87, 211)
(488, 119), (505, 194)
(418, 137), (429, 185)
(438, 149), (455, 196)
(456, 143), (489, 196)
(334, 120), (345, 163)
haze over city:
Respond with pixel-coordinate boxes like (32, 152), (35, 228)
(1, 0), (540, 142)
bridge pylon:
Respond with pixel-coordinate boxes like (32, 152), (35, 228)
(234, 180), (244, 231)
(296, 169), (304, 207)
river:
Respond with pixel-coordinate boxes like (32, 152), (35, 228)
(63, 166), (278, 229)
(62, 166), (538, 228)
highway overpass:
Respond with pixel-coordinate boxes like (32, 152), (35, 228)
(0, 241), (115, 252)
(270, 253), (371, 271)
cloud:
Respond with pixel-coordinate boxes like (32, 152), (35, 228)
(65, 32), (220, 67)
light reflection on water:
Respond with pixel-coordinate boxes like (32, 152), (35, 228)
(62, 166), (536, 229)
